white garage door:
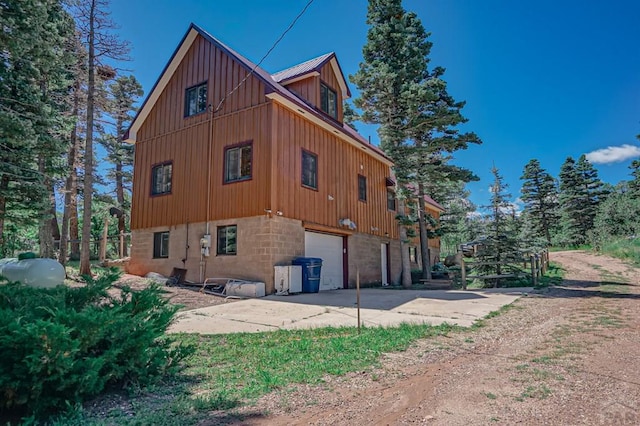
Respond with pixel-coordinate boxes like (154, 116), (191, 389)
(304, 231), (344, 291)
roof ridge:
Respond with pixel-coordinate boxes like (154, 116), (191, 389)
(272, 52), (334, 77)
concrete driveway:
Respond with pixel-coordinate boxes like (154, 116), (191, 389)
(169, 287), (533, 334)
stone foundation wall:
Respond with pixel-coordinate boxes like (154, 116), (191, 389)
(128, 216), (408, 293)
(127, 216), (306, 294)
(347, 233), (401, 287)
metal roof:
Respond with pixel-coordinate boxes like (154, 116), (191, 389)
(271, 52), (334, 83)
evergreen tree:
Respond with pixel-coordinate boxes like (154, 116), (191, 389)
(73, 0), (129, 274)
(628, 159), (640, 198)
(351, 0), (432, 287)
(101, 75), (143, 257)
(0, 0), (75, 256)
(520, 159), (558, 245)
(557, 155), (607, 246)
(351, 0), (480, 284)
(557, 157), (583, 246)
(475, 165), (520, 286)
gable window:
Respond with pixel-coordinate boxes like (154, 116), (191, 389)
(320, 82), (337, 119)
(224, 142), (252, 183)
(387, 189), (396, 211)
(185, 82), (207, 117)
(217, 225), (237, 255)
(358, 175), (367, 202)
(301, 150), (318, 190)
(153, 231), (169, 258)
(151, 162), (172, 195)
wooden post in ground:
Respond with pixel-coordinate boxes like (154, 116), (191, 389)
(99, 216), (108, 262)
(119, 231), (124, 258)
(530, 254), (537, 287)
(356, 268), (361, 334)
(460, 250), (467, 290)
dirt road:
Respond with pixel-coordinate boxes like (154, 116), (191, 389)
(245, 251), (640, 425)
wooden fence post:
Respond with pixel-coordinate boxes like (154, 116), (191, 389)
(530, 254), (537, 287)
(460, 251), (467, 290)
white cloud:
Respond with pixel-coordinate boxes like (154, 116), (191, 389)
(585, 144), (640, 164)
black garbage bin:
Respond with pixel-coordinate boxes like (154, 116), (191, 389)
(292, 257), (323, 293)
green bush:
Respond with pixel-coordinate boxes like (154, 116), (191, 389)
(0, 270), (192, 418)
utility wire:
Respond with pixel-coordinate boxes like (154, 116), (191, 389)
(214, 0), (315, 113)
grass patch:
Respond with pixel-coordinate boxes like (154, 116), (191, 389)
(600, 237), (640, 266)
(536, 262), (565, 288)
(483, 392), (497, 400)
(69, 323), (457, 425)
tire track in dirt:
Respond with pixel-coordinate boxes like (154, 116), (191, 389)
(235, 251), (640, 426)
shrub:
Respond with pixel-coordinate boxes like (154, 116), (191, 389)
(0, 269), (192, 418)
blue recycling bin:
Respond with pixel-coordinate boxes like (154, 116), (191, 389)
(292, 257), (323, 293)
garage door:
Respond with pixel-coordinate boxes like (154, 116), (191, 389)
(304, 231), (344, 291)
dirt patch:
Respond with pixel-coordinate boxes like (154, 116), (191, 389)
(68, 273), (236, 311)
(237, 251), (640, 425)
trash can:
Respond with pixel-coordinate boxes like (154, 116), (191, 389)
(292, 257), (323, 293)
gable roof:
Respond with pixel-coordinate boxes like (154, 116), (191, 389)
(272, 52), (352, 98)
(124, 23), (389, 166)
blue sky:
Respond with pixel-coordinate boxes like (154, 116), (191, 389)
(110, 0), (640, 210)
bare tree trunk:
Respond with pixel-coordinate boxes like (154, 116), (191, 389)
(115, 157), (127, 257)
(0, 175), (8, 256)
(79, 0), (96, 275)
(36, 155), (55, 258)
(397, 197), (413, 288)
(59, 78), (81, 265)
(417, 182), (432, 281)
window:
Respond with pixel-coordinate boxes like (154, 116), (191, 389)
(358, 175), (367, 202)
(320, 82), (337, 119)
(151, 162), (172, 195)
(184, 82), (207, 116)
(153, 231), (169, 258)
(224, 142), (252, 183)
(301, 150), (318, 190)
(409, 246), (417, 263)
(387, 189), (396, 211)
(217, 225), (237, 255)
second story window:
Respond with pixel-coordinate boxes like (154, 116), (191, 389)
(320, 82), (337, 119)
(185, 82), (207, 117)
(302, 150), (318, 190)
(151, 162), (172, 195)
(224, 142), (252, 183)
(387, 189), (396, 211)
(358, 175), (367, 202)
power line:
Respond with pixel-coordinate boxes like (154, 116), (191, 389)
(214, 0), (315, 113)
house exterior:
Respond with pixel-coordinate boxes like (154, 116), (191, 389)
(125, 23), (444, 293)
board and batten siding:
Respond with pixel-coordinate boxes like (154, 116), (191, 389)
(270, 103), (398, 239)
(131, 104), (273, 229)
(136, 34), (268, 142)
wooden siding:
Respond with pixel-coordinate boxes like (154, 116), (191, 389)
(319, 61), (343, 121)
(137, 34), (268, 142)
(131, 104), (272, 229)
(270, 103), (397, 239)
(285, 76), (319, 107)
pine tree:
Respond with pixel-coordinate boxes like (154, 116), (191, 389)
(101, 75), (143, 257)
(475, 165), (520, 286)
(351, 0), (432, 287)
(628, 160), (640, 199)
(557, 155), (607, 246)
(520, 159), (558, 245)
(0, 0), (75, 256)
(73, 0), (129, 274)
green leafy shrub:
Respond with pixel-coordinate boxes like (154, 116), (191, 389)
(0, 270), (192, 418)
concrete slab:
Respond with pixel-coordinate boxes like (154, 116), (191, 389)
(168, 287), (533, 335)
